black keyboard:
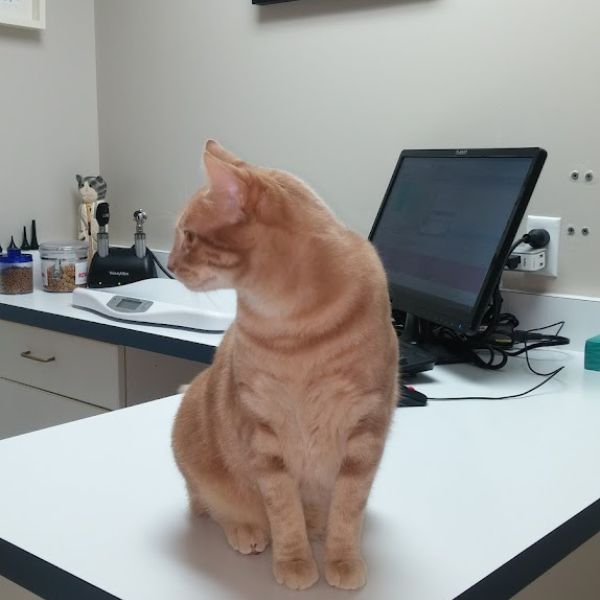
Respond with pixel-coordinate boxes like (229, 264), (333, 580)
(398, 340), (435, 375)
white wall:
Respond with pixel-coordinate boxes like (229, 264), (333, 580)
(94, 0), (600, 296)
(0, 0), (99, 251)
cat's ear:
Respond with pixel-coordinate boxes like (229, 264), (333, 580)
(76, 174), (83, 187)
(205, 139), (245, 167)
(203, 151), (247, 224)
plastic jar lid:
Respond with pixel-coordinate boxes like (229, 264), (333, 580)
(0, 249), (33, 264)
(39, 241), (88, 260)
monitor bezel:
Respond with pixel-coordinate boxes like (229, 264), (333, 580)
(369, 147), (548, 334)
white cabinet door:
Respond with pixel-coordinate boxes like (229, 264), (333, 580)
(0, 378), (106, 440)
(0, 320), (124, 410)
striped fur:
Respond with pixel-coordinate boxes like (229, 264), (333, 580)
(169, 140), (399, 591)
(76, 174), (107, 201)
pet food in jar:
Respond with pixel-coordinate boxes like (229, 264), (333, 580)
(40, 241), (88, 293)
(0, 250), (33, 295)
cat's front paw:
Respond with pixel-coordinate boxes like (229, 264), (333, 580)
(325, 557), (367, 590)
(273, 557), (319, 590)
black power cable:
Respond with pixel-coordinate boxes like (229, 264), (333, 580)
(399, 227), (566, 401)
(428, 368), (563, 401)
(426, 226), (566, 399)
(428, 320), (568, 401)
(148, 249), (175, 279)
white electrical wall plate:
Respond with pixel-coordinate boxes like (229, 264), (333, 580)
(526, 215), (561, 277)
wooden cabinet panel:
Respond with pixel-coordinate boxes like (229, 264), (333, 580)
(0, 575), (42, 600)
(124, 347), (207, 406)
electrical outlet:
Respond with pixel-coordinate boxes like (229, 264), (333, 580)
(526, 215), (561, 277)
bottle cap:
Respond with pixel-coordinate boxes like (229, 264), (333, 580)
(0, 249), (33, 264)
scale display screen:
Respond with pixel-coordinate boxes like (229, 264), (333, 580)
(117, 298), (143, 310)
(107, 295), (153, 313)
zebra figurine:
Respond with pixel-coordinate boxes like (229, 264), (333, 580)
(76, 174), (107, 259)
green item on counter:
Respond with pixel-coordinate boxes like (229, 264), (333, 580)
(584, 335), (600, 371)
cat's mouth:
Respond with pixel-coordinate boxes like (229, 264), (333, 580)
(196, 275), (217, 290)
(177, 273), (217, 292)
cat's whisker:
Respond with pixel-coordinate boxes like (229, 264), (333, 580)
(204, 291), (220, 311)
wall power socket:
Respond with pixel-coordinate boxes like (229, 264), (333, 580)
(526, 215), (561, 277)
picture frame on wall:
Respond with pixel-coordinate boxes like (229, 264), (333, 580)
(0, 0), (45, 30)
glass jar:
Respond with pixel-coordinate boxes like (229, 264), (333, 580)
(0, 250), (33, 295)
(39, 241), (88, 293)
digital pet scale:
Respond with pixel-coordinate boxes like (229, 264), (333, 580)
(72, 278), (236, 332)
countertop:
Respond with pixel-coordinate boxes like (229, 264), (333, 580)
(0, 255), (220, 363)
(0, 350), (599, 600)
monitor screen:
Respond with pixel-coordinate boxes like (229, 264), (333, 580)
(370, 149), (547, 333)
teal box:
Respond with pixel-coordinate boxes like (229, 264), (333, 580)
(585, 335), (600, 371)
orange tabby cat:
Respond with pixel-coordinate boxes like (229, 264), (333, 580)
(169, 140), (399, 591)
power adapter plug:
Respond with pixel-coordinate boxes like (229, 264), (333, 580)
(511, 245), (547, 272)
(522, 228), (550, 249)
(505, 227), (551, 272)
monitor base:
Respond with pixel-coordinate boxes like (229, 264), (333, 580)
(397, 312), (471, 374)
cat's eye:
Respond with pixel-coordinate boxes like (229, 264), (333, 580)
(183, 230), (195, 244)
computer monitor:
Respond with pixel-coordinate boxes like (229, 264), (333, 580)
(369, 148), (547, 341)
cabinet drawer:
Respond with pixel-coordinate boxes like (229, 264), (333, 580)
(0, 378), (107, 440)
(0, 320), (123, 410)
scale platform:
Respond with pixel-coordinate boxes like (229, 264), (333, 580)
(72, 278), (236, 333)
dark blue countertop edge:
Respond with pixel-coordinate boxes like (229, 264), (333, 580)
(455, 497), (600, 600)
(0, 538), (121, 600)
(1, 498), (598, 600)
(0, 303), (216, 364)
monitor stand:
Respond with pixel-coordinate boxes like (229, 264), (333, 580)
(399, 313), (469, 367)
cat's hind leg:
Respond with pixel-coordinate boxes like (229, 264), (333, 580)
(183, 465), (271, 555)
(185, 479), (208, 518)
(221, 522), (270, 555)
(202, 479), (271, 555)
(172, 371), (270, 555)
